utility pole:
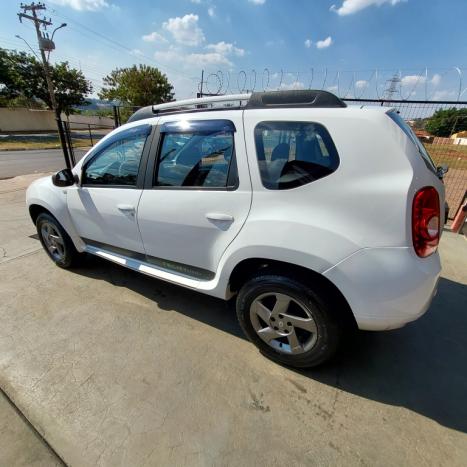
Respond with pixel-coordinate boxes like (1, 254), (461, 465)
(18, 2), (72, 169)
(197, 69), (204, 98)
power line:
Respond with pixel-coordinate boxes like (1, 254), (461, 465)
(49, 8), (197, 82)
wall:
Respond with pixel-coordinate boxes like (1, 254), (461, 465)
(0, 108), (114, 133)
(0, 108), (56, 132)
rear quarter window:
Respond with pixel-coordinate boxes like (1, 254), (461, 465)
(254, 121), (339, 190)
(387, 111), (437, 173)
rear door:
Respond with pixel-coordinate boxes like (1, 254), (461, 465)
(136, 113), (251, 279)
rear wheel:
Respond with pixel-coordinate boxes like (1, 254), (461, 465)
(36, 213), (82, 268)
(236, 274), (343, 368)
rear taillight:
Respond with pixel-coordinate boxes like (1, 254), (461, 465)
(412, 187), (440, 258)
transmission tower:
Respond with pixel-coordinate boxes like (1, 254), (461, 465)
(384, 73), (401, 100)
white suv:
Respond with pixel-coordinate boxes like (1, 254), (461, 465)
(26, 90), (445, 368)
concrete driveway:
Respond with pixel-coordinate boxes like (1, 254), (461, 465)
(1, 174), (466, 466)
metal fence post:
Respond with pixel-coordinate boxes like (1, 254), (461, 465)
(113, 105), (120, 128)
(88, 123), (94, 146)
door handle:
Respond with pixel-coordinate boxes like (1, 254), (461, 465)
(206, 213), (234, 222)
(117, 204), (135, 212)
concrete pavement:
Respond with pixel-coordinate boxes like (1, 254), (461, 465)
(0, 390), (63, 466)
(0, 149), (86, 179)
(0, 174), (466, 466)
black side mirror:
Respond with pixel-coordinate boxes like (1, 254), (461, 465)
(52, 168), (75, 187)
(437, 164), (448, 179)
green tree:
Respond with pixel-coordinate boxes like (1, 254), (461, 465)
(98, 64), (174, 107)
(425, 108), (467, 137)
(0, 48), (92, 114)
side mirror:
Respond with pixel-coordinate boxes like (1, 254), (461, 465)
(437, 164), (448, 179)
(52, 168), (75, 187)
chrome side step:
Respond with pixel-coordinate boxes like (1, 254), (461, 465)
(85, 245), (202, 289)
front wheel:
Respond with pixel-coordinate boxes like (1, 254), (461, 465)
(36, 213), (82, 268)
(236, 274), (343, 368)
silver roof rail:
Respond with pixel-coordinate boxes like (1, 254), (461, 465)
(153, 93), (251, 112)
(127, 90), (346, 123)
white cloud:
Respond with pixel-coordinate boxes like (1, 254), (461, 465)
(208, 7), (215, 17)
(249, 0), (266, 4)
(355, 79), (368, 88)
(331, 0), (404, 16)
(280, 81), (305, 90)
(131, 49), (143, 56)
(154, 49), (180, 63)
(327, 85), (339, 92)
(155, 48), (233, 68)
(163, 14), (205, 46)
(48, 0), (110, 11)
(186, 52), (232, 67)
(304, 39), (312, 48)
(206, 41), (245, 57)
(316, 36), (333, 49)
(266, 39), (284, 47)
(190, 0), (202, 3)
(432, 89), (455, 100)
(401, 74), (426, 86)
(431, 73), (441, 86)
(142, 31), (168, 43)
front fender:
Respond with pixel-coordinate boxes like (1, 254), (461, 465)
(26, 176), (85, 251)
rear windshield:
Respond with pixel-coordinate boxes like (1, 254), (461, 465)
(387, 111), (436, 173)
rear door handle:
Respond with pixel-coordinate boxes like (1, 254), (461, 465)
(206, 213), (234, 222)
(117, 204), (135, 212)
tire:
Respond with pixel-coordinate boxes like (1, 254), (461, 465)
(36, 212), (82, 269)
(236, 274), (343, 368)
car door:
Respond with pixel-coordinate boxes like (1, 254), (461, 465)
(137, 114), (252, 279)
(67, 124), (154, 254)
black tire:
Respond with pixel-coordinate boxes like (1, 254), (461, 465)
(36, 212), (82, 268)
(236, 274), (343, 368)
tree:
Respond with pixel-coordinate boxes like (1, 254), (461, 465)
(0, 48), (92, 114)
(425, 108), (467, 137)
(99, 64), (174, 107)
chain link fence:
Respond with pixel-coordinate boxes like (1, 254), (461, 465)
(65, 98), (466, 219)
(343, 98), (467, 218)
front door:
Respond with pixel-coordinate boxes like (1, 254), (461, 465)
(67, 124), (153, 254)
(137, 116), (251, 279)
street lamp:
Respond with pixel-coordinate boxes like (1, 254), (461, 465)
(51, 23), (67, 41)
(15, 34), (39, 59)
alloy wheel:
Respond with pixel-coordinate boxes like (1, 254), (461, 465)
(249, 292), (318, 355)
(40, 222), (65, 261)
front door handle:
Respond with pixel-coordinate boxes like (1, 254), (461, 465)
(206, 213), (234, 222)
(117, 204), (135, 212)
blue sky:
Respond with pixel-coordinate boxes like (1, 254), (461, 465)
(1, 0), (466, 100)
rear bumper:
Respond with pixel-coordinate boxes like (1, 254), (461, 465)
(323, 247), (441, 331)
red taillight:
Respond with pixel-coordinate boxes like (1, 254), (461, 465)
(412, 187), (440, 258)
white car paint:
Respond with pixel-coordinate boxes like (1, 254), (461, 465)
(26, 99), (444, 331)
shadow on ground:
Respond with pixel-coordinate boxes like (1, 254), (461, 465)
(72, 255), (467, 434)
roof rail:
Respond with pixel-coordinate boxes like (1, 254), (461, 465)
(128, 94), (250, 123)
(127, 90), (346, 123)
(246, 90), (346, 109)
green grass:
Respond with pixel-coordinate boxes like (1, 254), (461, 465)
(0, 137), (102, 151)
(425, 143), (467, 171)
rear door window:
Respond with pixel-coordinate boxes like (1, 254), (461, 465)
(254, 121), (339, 190)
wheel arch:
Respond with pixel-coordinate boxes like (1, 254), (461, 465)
(29, 203), (53, 224)
(228, 257), (357, 329)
